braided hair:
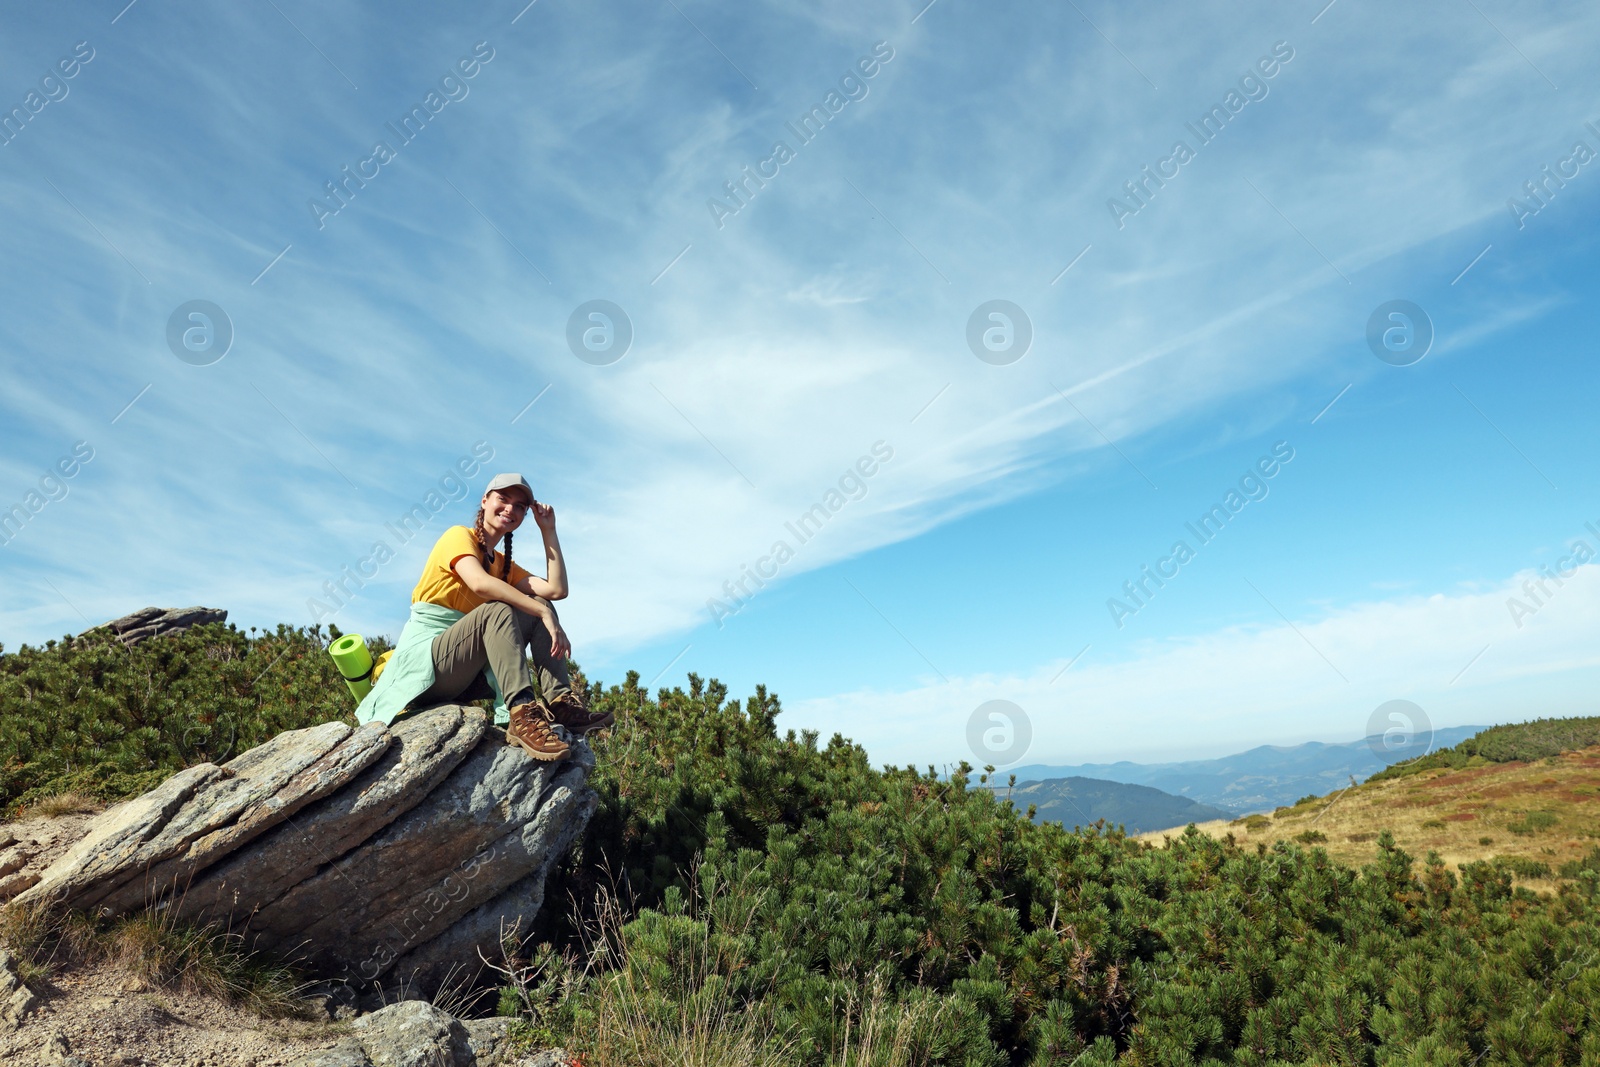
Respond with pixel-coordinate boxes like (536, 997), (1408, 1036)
(472, 506), (514, 580)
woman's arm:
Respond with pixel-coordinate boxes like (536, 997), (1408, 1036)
(452, 554), (570, 658)
(516, 502), (568, 601)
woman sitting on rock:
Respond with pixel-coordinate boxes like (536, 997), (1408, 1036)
(355, 472), (612, 761)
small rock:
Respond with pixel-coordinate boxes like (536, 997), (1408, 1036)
(508, 1051), (573, 1067)
(0, 947), (39, 1030)
(36, 1027), (71, 1065)
(464, 1016), (514, 1064)
(350, 1000), (473, 1067)
(288, 1041), (370, 1067)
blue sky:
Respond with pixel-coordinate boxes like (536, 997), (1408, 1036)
(3, 0), (1599, 768)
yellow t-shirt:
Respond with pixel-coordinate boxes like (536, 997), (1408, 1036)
(412, 525), (532, 614)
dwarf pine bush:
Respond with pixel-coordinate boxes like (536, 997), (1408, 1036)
(6, 629), (1600, 1062)
(523, 673), (1600, 1065)
(0, 621), (378, 813)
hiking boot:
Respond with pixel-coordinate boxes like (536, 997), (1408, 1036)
(543, 691), (614, 736)
(505, 702), (570, 761)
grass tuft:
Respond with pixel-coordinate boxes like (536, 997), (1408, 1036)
(13, 790), (106, 820)
(0, 900), (313, 1019)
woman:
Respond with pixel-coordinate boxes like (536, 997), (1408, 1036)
(354, 472), (612, 761)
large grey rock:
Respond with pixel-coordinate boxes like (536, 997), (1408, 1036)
(175, 706), (488, 927)
(13, 763), (223, 911)
(0, 810), (101, 905)
(392, 766), (598, 993)
(350, 1000), (474, 1067)
(4, 705), (598, 1002)
(251, 730), (594, 985)
(93, 606), (228, 645)
(17, 721), (391, 915)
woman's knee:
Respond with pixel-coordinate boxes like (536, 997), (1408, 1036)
(478, 601), (515, 625)
(479, 599), (540, 639)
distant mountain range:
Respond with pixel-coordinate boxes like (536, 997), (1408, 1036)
(988, 776), (1233, 835)
(1003, 726), (1486, 816)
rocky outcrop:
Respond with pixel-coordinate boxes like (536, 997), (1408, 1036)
(6, 706), (597, 999)
(289, 1002), (559, 1067)
(259, 736), (597, 990)
(16, 721), (393, 915)
(91, 606), (229, 645)
(171, 706), (488, 927)
(347, 1001), (475, 1067)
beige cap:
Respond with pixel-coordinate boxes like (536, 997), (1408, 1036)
(483, 472), (535, 505)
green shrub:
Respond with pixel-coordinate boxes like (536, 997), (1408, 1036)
(1294, 829), (1328, 844)
(1508, 811), (1560, 835)
(1497, 857), (1553, 880)
(1369, 715), (1600, 784)
(1559, 847), (1600, 880)
(9, 628), (1600, 1063)
(0, 622), (383, 814)
(527, 672), (1600, 1065)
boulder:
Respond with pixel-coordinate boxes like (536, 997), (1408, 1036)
(13, 763), (223, 912)
(350, 1001), (475, 1067)
(251, 732), (595, 985)
(92, 606), (228, 646)
(16, 721), (392, 915)
(389, 770), (598, 993)
(508, 1052), (574, 1067)
(175, 706), (488, 927)
(6, 705), (599, 1000)
(286, 1002), (536, 1067)
(0, 811), (104, 906)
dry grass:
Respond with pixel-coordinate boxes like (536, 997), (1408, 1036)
(824, 977), (952, 1067)
(11, 790), (106, 821)
(1138, 743), (1600, 890)
(540, 873), (792, 1067)
(490, 865), (950, 1067)
(0, 898), (313, 1018)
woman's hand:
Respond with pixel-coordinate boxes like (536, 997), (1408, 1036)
(541, 612), (571, 660)
(533, 501), (557, 535)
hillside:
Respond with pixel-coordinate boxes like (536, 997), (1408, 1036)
(1010, 724), (1485, 814)
(987, 775), (1232, 834)
(4, 620), (1600, 1065)
(1139, 720), (1600, 889)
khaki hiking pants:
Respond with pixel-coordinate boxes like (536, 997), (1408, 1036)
(417, 600), (572, 711)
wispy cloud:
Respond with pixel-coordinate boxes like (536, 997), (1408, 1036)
(2, 1), (1597, 756)
(792, 562), (1600, 768)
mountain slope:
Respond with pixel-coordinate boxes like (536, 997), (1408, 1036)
(989, 776), (1233, 834)
(1011, 725), (1486, 814)
(1138, 728), (1600, 888)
